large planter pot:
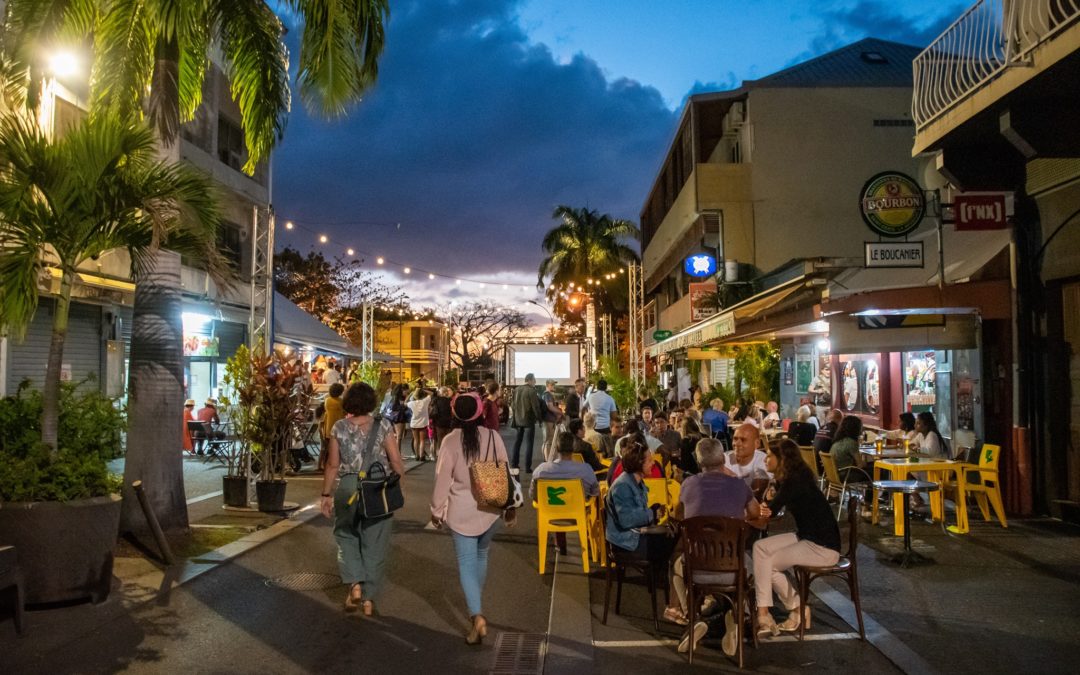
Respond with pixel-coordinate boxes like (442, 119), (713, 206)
(0, 494), (121, 605)
(222, 476), (249, 508)
(255, 480), (287, 512)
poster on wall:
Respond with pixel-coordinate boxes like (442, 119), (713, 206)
(795, 353), (813, 393)
(184, 334), (220, 357)
(689, 282), (718, 322)
(839, 353), (881, 416)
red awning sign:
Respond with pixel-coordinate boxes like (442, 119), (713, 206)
(954, 193), (1008, 231)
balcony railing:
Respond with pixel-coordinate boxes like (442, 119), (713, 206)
(913, 0), (1080, 131)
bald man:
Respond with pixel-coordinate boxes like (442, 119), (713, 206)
(725, 422), (772, 482)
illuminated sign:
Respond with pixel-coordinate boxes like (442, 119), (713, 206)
(684, 253), (717, 277)
(859, 172), (925, 237)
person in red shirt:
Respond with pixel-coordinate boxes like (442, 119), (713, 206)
(482, 382), (501, 430)
(182, 399), (196, 453)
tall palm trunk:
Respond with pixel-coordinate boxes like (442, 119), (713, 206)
(121, 249), (189, 533)
(41, 270), (74, 453)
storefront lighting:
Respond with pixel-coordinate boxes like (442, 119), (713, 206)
(181, 311), (213, 331)
(817, 338), (831, 353)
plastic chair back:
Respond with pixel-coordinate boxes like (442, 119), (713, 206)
(682, 516), (747, 576)
(536, 479), (587, 523)
(781, 418), (792, 432)
(571, 452), (586, 464)
(979, 443), (1002, 472)
(666, 479), (681, 510)
(642, 477), (668, 511)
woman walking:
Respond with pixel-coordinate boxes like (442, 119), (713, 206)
(753, 439), (840, 636)
(430, 392), (514, 645)
(320, 382), (405, 616)
(431, 386), (455, 456)
(408, 387), (433, 461)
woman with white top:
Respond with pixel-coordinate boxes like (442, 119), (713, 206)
(407, 388), (433, 461)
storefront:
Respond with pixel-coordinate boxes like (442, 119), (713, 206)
(181, 305), (249, 406)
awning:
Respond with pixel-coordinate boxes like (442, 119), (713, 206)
(829, 226), (1010, 298)
(273, 292), (364, 359)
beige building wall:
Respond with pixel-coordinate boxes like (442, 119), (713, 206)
(746, 87), (923, 273)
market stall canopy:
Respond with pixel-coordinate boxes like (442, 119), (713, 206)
(273, 292), (386, 360)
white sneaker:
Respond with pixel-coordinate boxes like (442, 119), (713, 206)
(721, 610), (738, 657)
(677, 621), (708, 654)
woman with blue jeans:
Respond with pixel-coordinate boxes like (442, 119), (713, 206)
(430, 392), (516, 645)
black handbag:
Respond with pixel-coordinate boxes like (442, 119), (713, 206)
(351, 416), (404, 520)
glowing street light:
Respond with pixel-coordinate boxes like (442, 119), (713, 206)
(47, 51), (79, 78)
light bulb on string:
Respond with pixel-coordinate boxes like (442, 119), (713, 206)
(376, 257), (384, 265)
(285, 221), (294, 230)
(347, 248), (354, 256)
(403, 267), (411, 274)
(428, 273), (435, 280)
(319, 235), (328, 243)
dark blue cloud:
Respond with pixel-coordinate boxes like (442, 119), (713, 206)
(273, 0), (675, 280)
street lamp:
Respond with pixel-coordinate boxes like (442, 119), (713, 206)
(527, 299), (555, 337)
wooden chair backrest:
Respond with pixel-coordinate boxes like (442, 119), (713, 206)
(682, 516), (747, 576)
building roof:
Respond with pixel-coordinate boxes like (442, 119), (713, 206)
(748, 37), (922, 89)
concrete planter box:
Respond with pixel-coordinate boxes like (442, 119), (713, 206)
(0, 494), (121, 605)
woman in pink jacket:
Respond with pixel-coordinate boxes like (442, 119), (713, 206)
(430, 392), (514, 645)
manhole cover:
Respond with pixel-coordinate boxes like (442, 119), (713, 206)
(265, 572), (341, 591)
(491, 632), (545, 675)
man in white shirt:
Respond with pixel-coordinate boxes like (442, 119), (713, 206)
(762, 401), (780, 429)
(726, 422), (772, 482)
(583, 379), (618, 434)
(323, 364), (342, 386)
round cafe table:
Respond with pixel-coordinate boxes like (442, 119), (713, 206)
(872, 480), (940, 568)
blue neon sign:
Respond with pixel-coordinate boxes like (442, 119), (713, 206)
(684, 253), (717, 278)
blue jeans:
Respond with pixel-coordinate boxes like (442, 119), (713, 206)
(511, 424), (536, 471)
(451, 520), (501, 617)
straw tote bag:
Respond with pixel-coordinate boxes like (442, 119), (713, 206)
(469, 429), (515, 509)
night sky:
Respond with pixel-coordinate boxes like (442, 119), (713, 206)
(271, 0), (961, 322)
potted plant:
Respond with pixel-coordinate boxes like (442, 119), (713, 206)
(218, 345), (256, 508)
(0, 380), (124, 604)
(229, 344), (311, 512)
(0, 113), (224, 603)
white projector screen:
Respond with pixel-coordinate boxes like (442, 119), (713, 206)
(506, 343), (582, 386)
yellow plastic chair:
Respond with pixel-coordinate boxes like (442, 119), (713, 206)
(666, 479), (681, 512)
(586, 495), (607, 566)
(643, 477), (668, 523)
(571, 452), (586, 463)
(820, 452), (869, 521)
(946, 443), (1007, 528)
(535, 479), (591, 574)
(799, 445), (820, 480)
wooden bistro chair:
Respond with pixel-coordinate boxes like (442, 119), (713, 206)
(793, 496), (866, 641)
(534, 479), (591, 574)
(682, 516), (756, 667)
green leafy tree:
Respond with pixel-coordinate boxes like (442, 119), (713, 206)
(537, 206), (640, 323)
(0, 113), (224, 459)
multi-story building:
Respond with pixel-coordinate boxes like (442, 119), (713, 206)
(0, 62), (270, 407)
(375, 319), (449, 384)
(910, 0), (1080, 519)
(643, 38), (1016, 505)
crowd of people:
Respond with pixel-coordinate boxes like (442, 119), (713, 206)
(258, 364), (955, 657)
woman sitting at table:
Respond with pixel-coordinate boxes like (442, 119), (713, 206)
(754, 439), (841, 636)
(605, 442), (674, 566)
(914, 412), (949, 458)
(830, 415), (867, 477)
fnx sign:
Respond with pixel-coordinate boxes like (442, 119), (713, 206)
(684, 253), (717, 278)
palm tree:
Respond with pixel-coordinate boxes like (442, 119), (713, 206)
(2, 1), (389, 530)
(537, 205), (640, 320)
(0, 112), (225, 455)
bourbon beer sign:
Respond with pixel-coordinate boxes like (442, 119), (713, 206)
(953, 193), (1008, 231)
(859, 171), (925, 237)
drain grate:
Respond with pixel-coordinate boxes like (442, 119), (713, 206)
(265, 572), (341, 591)
(491, 632), (546, 675)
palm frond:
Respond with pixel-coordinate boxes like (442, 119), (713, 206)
(90, 0), (155, 122)
(293, 0), (389, 118)
(213, 0), (289, 173)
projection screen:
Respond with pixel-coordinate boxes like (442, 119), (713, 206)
(505, 343), (582, 386)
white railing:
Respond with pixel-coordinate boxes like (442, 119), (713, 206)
(913, 0), (1080, 130)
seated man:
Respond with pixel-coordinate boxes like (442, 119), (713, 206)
(701, 398), (729, 439)
(667, 438), (761, 656)
(530, 431), (600, 503)
(761, 401), (781, 430)
(651, 413), (682, 466)
(725, 422), (772, 484)
(567, 418), (606, 473)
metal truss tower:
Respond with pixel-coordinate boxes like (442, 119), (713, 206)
(360, 302), (375, 362)
(627, 262), (646, 390)
(248, 205), (275, 355)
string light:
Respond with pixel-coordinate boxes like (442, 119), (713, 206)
(403, 267), (411, 274)
(319, 234), (328, 243)
(347, 248), (354, 256)
(285, 221), (294, 230)
(428, 273), (435, 280)
(376, 257), (384, 265)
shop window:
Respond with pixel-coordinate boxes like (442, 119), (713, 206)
(411, 327), (422, 349)
(838, 353), (880, 416)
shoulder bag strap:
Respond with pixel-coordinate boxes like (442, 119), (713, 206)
(358, 416), (383, 476)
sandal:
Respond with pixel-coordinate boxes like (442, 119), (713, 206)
(756, 613), (780, 638)
(778, 606), (811, 632)
(344, 583), (361, 612)
(663, 606), (689, 626)
(361, 599), (375, 617)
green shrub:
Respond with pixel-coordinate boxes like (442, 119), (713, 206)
(0, 379), (124, 501)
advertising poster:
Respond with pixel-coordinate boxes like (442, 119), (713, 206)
(689, 282), (718, 322)
(795, 353), (813, 393)
(184, 334), (220, 357)
(838, 353), (880, 415)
